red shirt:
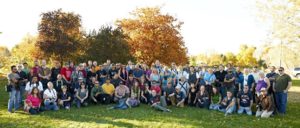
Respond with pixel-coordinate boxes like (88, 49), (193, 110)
(61, 67), (72, 81)
(26, 94), (41, 107)
(31, 66), (40, 78)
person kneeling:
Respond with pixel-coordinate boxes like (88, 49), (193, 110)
(99, 79), (115, 104)
(58, 86), (71, 109)
(237, 85), (253, 116)
(256, 87), (274, 118)
(218, 91), (236, 116)
(43, 82), (59, 111)
(25, 87), (43, 114)
(195, 86), (210, 109)
(90, 81), (103, 104)
(75, 83), (88, 108)
(170, 86), (185, 107)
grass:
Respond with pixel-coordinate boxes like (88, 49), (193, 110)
(0, 80), (300, 128)
(292, 80), (300, 87)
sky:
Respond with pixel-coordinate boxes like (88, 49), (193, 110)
(0, 0), (269, 55)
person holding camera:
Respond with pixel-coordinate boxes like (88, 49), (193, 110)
(43, 82), (59, 111)
(255, 87), (274, 118)
(7, 65), (21, 113)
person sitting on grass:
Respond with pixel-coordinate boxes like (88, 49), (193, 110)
(171, 86), (185, 107)
(58, 86), (71, 110)
(163, 82), (176, 106)
(109, 82), (130, 110)
(188, 83), (197, 106)
(237, 85), (253, 116)
(126, 80), (141, 108)
(256, 87), (274, 118)
(209, 87), (222, 110)
(25, 87), (43, 114)
(90, 81), (103, 104)
(100, 79), (115, 104)
(43, 82), (59, 111)
(195, 85), (210, 109)
(150, 90), (171, 112)
(218, 91), (236, 116)
(75, 83), (88, 108)
(141, 83), (151, 104)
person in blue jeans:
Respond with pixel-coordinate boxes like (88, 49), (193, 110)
(7, 65), (21, 113)
(218, 91), (236, 116)
(237, 85), (253, 116)
(274, 67), (292, 115)
(43, 82), (59, 111)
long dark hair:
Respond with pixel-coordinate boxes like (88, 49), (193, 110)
(31, 87), (41, 99)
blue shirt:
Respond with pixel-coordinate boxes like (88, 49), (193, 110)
(203, 72), (216, 85)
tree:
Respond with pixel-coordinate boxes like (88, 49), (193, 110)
(224, 52), (237, 65)
(10, 34), (43, 65)
(236, 45), (258, 67)
(79, 26), (135, 64)
(36, 9), (83, 63)
(117, 7), (188, 66)
(0, 46), (11, 73)
(256, 0), (300, 71)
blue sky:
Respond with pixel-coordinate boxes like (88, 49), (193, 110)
(0, 0), (269, 55)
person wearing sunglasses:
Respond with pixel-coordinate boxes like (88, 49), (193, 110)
(274, 67), (292, 115)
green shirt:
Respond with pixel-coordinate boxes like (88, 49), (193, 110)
(274, 74), (291, 92)
(211, 94), (220, 104)
(91, 86), (103, 97)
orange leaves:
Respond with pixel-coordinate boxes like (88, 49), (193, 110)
(117, 7), (188, 66)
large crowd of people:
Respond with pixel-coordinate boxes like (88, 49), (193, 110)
(6, 59), (292, 117)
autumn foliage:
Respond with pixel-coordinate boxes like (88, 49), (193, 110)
(117, 7), (188, 66)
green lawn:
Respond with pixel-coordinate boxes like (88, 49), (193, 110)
(292, 80), (300, 87)
(0, 80), (300, 128)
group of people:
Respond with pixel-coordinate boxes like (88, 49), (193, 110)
(6, 59), (292, 117)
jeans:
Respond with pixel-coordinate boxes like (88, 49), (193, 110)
(44, 100), (59, 111)
(76, 98), (88, 108)
(238, 106), (252, 115)
(19, 86), (26, 105)
(209, 104), (220, 110)
(219, 105), (236, 115)
(275, 92), (287, 114)
(113, 98), (128, 109)
(153, 103), (169, 112)
(8, 88), (20, 112)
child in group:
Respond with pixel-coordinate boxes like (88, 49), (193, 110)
(58, 86), (71, 109)
(209, 87), (222, 110)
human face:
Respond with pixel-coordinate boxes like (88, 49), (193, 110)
(41, 60), (46, 66)
(269, 66), (275, 72)
(200, 86), (205, 92)
(219, 66), (224, 71)
(62, 87), (67, 92)
(278, 68), (284, 74)
(212, 87), (217, 94)
(33, 88), (39, 94)
(47, 82), (53, 89)
(227, 92), (232, 98)
(12, 67), (17, 73)
(244, 86), (249, 93)
(81, 84), (85, 89)
(32, 77), (38, 82)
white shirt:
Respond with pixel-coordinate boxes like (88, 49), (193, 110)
(25, 81), (43, 94)
(43, 88), (57, 101)
(251, 72), (260, 83)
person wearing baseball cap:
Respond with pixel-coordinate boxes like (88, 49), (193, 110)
(255, 87), (274, 118)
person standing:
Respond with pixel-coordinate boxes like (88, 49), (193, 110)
(7, 65), (21, 113)
(274, 67), (292, 115)
(38, 60), (51, 90)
